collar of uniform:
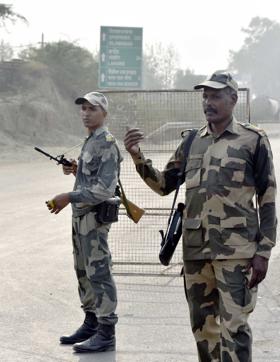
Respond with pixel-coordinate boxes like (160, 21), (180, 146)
(199, 117), (239, 138)
(225, 117), (239, 135)
(199, 125), (208, 138)
(88, 126), (108, 139)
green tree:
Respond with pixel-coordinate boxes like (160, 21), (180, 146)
(143, 43), (179, 89)
(229, 17), (280, 98)
(174, 69), (205, 89)
(20, 41), (99, 97)
(0, 3), (27, 27)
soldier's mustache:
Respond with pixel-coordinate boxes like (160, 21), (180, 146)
(205, 107), (217, 114)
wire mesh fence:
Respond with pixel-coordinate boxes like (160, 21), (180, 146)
(103, 89), (250, 276)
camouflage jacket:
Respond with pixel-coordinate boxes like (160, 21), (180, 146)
(132, 118), (277, 260)
(69, 126), (122, 216)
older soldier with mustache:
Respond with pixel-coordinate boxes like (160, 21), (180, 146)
(124, 71), (277, 362)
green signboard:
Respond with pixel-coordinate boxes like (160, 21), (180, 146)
(99, 26), (143, 89)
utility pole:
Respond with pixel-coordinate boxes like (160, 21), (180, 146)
(41, 33), (45, 48)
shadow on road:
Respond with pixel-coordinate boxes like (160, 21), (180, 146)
(74, 351), (116, 362)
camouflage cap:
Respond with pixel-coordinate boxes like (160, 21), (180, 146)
(194, 71), (238, 92)
(75, 91), (109, 112)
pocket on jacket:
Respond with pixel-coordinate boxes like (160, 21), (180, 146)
(185, 157), (202, 189)
(87, 156), (100, 169)
(83, 156), (100, 174)
(218, 157), (246, 186)
(183, 218), (203, 247)
(220, 217), (249, 246)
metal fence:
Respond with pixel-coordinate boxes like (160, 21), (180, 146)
(103, 89), (250, 276)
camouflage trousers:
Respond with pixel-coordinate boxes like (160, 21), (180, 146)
(184, 259), (258, 362)
(72, 211), (118, 326)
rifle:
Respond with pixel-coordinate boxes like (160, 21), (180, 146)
(34, 147), (72, 166)
(118, 180), (145, 224)
(158, 129), (198, 266)
(159, 203), (185, 266)
(35, 146), (145, 223)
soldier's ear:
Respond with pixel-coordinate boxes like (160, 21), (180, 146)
(231, 93), (238, 106)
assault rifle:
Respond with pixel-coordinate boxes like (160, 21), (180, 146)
(34, 146), (145, 223)
(34, 147), (72, 166)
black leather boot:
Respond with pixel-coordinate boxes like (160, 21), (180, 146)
(73, 323), (115, 352)
(60, 312), (98, 345)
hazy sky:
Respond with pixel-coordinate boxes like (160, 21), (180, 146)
(2, 0), (280, 74)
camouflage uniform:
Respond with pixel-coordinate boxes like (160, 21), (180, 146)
(131, 118), (277, 361)
(69, 126), (122, 326)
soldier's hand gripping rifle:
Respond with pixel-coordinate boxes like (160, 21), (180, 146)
(35, 146), (145, 222)
(34, 147), (74, 210)
(34, 147), (72, 166)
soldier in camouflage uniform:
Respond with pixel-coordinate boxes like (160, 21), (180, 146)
(124, 72), (277, 362)
(48, 92), (122, 353)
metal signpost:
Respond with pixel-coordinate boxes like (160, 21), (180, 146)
(99, 26), (143, 89)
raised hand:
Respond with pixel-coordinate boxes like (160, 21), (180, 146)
(124, 128), (144, 156)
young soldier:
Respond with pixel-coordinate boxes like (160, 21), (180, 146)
(48, 92), (122, 353)
(124, 72), (277, 361)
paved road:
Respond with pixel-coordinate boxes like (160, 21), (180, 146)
(0, 136), (280, 361)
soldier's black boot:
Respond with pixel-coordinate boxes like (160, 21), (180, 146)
(73, 323), (115, 353)
(60, 312), (98, 345)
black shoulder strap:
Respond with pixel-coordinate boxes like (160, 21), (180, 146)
(167, 129), (198, 224)
(180, 129), (198, 184)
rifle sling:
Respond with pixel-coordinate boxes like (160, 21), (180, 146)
(167, 129), (198, 227)
(118, 179), (133, 219)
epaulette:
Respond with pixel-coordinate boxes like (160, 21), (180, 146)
(105, 133), (116, 143)
(181, 127), (200, 138)
(239, 122), (266, 137)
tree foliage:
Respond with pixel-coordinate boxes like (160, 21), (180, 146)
(143, 43), (179, 89)
(174, 69), (205, 89)
(229, 17), (280, 98)
(0, 3), (27, 27)
(20, 41), (99, 97)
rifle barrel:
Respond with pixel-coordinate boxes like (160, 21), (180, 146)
(34, 147), (59, 162)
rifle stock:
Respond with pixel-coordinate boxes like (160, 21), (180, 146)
(120, 196), (145, 224)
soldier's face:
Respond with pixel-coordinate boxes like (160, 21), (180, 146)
(202, 88), (237, 124)
(80, 101), (107, 131)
